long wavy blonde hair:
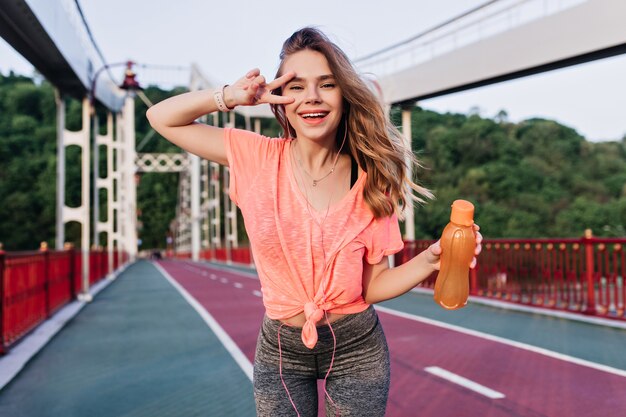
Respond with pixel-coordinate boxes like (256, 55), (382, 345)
(270, 27), (433, 218)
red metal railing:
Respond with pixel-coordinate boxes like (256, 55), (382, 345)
(230, 248), (252, 265)
(395, 232), (626, 321)
(47, 251), (76, 315)
(177, 247), (254, 265)
(0, 248), (129, 354)
(171, 232), (625, 321)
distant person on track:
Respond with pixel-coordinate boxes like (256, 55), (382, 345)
(147, 27), (482, 417)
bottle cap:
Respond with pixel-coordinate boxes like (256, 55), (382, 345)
(450, 199), (474, 226)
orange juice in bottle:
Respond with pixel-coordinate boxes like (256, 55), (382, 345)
(434, 200), (475, 310)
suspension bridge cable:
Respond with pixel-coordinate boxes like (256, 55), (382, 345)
(354, 0), (500, 63)
(73, 0), (116, 83)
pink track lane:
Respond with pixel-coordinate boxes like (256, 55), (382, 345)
(380, 312), (626, 417)
(158, 261), (626, 417)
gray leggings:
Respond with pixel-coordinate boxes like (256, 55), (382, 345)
(253, 306), (390, 417)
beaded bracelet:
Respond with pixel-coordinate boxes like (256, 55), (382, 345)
(213, 85), (234, 112)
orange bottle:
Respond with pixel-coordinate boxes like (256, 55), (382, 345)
(434, 200), (475, 310)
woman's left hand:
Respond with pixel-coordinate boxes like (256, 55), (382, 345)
(425, 223), (483, 271)
(469, 224), (483, 268)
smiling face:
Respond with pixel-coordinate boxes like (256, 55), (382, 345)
(280, 49), (344, 144)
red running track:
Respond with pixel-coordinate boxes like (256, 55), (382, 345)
(157, 260), (626, 417)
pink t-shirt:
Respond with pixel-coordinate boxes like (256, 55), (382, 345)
(223, 127), (404, 348)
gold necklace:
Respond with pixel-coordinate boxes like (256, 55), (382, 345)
(290, 142), (351, 265)
(290, 142), (335, 219)
(293, 128), (348, 187)
(294, 147), (339, 187)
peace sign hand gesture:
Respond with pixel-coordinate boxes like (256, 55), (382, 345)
(225, 68), (295, 108)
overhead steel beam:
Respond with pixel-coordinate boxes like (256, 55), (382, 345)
(0, 0), (125, 111)
(373, 0), (626, 104)
(0, 0), (83, 95)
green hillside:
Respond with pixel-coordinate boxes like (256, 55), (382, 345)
(392, 107), (626, 238)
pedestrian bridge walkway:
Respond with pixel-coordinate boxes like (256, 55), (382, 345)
(1, 260), (625, 417)
(0, 261), (254, 417)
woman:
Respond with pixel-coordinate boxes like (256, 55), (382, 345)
(147, 27), (482, 417)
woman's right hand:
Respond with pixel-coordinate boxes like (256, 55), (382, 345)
(224, 69), (296, 108)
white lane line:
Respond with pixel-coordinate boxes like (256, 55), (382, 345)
(182, 264), (203, 272)
(220, 278), (228, 284)
(199, 261), (259, 280)
(201, 271), (208, 276)
(424, 366), (505, 399)
(376, 305), (626, 378)
(233, 283), (243, 289)
(153, 263), (253, 381)
(210, 274), (216, 280)
(252, 290), (262, 298)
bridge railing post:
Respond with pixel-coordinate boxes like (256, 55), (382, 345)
(400, 106), (415, 242)
(65, 243), (77, 300)
(0, 246), (6, 354)
(470, 266), (478, 296)
(40, 242), (50, 318)
(583, 229), (596, 314)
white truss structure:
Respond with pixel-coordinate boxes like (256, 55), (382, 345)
(95, 112), (116, 276)
(222, 113), (238, 262)
(174, 168), (192, 253)
(56, 94), (136, 301)
(136, 153), (189, 172)
(56, 96), (91, 300)
(204, 160), (222, 255)
(117, 97), (138, 261)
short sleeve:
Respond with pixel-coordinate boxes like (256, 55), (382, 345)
(222, 127), (278, 207)
(364, 213), (404, 264)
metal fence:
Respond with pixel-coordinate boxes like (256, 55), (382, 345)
(0, 249), (129, 354)
(174, 231), (625, 322)
(396, 232), (625, 321)
(173, 247), (254, 266)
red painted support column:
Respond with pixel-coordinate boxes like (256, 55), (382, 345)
(470, 267), (478, 295)
(0, 247), (6, 354)
(40, 242), (50, 318)
(583, 229), (596, 315)
(65, 244), (77, 300)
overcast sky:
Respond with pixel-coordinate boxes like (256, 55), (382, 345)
(1, 0), (625, 142)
